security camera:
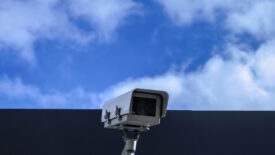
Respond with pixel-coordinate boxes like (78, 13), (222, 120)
(101, 88), (169, 131)
(101, 88), (169, 155)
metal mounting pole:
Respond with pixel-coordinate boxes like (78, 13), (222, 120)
(121, 130), (140, 155)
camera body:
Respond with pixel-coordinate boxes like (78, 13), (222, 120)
(101, 88), (169, 131)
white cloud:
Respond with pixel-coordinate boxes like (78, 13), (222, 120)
(0, 0), (90, 64)
(0, 76), (100, 108)
(0, 0), (140, 64)
(2, 40), (275, 110)
(156, 0), (275, 40)
(128, 0), (275, 109)
(98, 40), (275, 110)
(1, 0), (275, 110)
(225, 0), (275, 40)
(68, 0), (140, 40)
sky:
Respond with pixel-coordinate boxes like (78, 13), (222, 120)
(1, 0), (275, 110)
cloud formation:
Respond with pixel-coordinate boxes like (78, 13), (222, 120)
(99, 40), (275, 110)
(1, 0), (275, 110)
(2, 39), (275, 110)
(156, 0), (275, 39)
(68, 0), (140, 40)
(97, 0), (275, 110)
(0, 76), (100, 108)
(0, 0), (139, 64)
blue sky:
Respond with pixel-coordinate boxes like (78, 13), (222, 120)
(1, 0), (275, 110)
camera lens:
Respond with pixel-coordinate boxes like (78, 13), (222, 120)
(132, 97), (156, 116)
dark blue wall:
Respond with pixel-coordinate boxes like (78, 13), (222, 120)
(0, 110), (275, 155)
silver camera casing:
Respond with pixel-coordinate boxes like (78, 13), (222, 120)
(101, 88), (169, 131)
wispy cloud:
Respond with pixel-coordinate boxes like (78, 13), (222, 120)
(99, 40), (275, 110)
(1, 0), (275, 110)
(97, 0), (275, 110)
(68, 0), (140, 40)
(0, 76), (100, 108)
(0, 0), (140, 64)
(2, 38), (275, 110)
(156, 0), (275, 40)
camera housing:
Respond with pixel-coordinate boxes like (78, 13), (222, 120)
(101, 88), (169, 131)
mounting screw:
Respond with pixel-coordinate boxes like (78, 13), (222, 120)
(104, 110), (111, 123)
(115, 106), (122, 120)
